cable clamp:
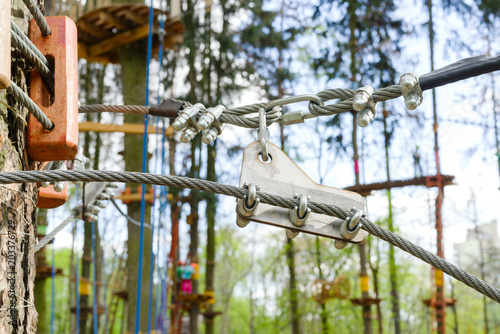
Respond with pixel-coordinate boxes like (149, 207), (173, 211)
(197, 105), (226, 144)
(289, 193), (311, 227)
(236, 183), (260, 217)
(335, 208), (364, 249)
(172, 103), (205, 143)
(399, 73), (423, 110)
(353, 86), (377, 127)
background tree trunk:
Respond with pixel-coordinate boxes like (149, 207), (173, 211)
(0, 2), (40, 333)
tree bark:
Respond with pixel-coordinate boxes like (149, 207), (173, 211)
(0, 3), (39, 333)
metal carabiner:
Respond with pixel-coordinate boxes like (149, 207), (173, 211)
(258, 108), (270, 162)
(266, 94), (324, 111)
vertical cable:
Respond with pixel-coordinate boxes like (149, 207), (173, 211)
(136, 1), (155, 333)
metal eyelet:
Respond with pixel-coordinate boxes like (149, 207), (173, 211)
(236, 183), (260, 217)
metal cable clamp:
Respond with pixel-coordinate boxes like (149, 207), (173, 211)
(353, 86), (377, 127)
(236, 183), (260, 217)
(197, 105), (226, 144)
(289, 193), (311, 227)
(399, 73), (423, 110)
(335, 208), (364, 249)
(172, 103), (206, 143)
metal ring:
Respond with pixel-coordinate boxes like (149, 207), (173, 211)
(258, 108), (269, 162)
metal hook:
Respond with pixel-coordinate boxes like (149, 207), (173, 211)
(258, 108), (270, 162)
(339, 207), (363, 240)
(289, 193), (311, 227)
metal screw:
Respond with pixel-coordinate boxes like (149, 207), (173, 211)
(400, 74), (417, 92)
(357, 109), (375, 127)
(405, 94), (421, 110)
(54, 182), (65, 192)
(334, 240), (348, 249)
(181, 125), (198, 143)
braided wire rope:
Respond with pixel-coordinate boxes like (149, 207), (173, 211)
(21, 0), (51, 36)
(34, 215), (75, 252)
(7, 81), (54, 130)
(1, 169), (499, 303)
(11, 28), (55, 95)
(11, 21), (50, 69)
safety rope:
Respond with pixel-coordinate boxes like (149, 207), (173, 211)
(7, 81), (54, 130)
(21, 0), (51, 36)
(1, 169), (499, 303)
(11, 21), (54, 95)
(35, 215), (75, 252)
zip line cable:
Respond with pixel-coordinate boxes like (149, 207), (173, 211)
(1, 169), (499, 304)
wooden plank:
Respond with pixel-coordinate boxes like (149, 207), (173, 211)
(88, 24), (150, 57)
(115, 193), (155, 201)
(97, 11), (128, 31)
(119, 9), (148, 25)
(78, 20), (109, 39)
(79, 121), (174, 136)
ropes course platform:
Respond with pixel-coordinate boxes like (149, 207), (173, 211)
(422, 297), (457, 307)
(344, 175), (455, 197)
(76, 4), (184, 64)
(35, 266), (63, 278)
(350, 297), (382, 307)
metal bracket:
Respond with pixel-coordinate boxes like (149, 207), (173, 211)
(236, 141), (366, 244)
(399, 73), (423, 110)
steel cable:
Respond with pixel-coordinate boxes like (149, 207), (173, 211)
(34, 214), (75, 252)
(7, 81), (54, 130)
(11, 28), (54, 95)
(21, 0), (51, 36)
(1, 169), (499, 303)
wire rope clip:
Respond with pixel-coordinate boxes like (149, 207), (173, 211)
(289, 194), (311, 227)
(353, 86), (377, 127)
(236, 141), (366, 244)
(335, 208), (364, 249)
(27, 16), (78, 161)
(399, 73), (423, 110)
(173, 103), (205, 143)
(198, 105), (225, 144)
(235, 183), (260, 228)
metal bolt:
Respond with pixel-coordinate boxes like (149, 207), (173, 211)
(334, 240), (348, 249)
(40, 180), (50, 187)
(405, 94), (422, 110)
(54, 182), (65, 192)
(84, 212), (98, 222)
(286, 229), (300, 239)
(353, 86), (374, 112)
(357, 109), (375, 127)
(97, 193), (111, 200)
(181, 125), (198, 143)
(400, 74), (417, 92)
(94, 200), (107, 209)
(197, 105), (225, 131)
(173, 103), (204, 131)
(202, 127), (218, 144)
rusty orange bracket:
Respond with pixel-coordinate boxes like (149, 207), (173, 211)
(37, 183), (68, 208)
(27, 17), (79, 161)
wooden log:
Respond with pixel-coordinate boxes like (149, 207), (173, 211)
(0, 0), (11, 89)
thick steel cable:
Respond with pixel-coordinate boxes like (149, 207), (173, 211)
(1, 169), (499, 303)
(35, 214), (75, 252)
(11, 29), (55, 95)
(7, 81), (54, 130)
(21, 0), (51, 36)
(79, 104), (150, 114)
(11, 21), (50, 69)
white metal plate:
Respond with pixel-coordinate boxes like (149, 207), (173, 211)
(236, 142), (366, 241)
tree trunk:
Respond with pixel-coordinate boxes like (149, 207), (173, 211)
(119, 47), (153, 333)
(34, 209), (48, 333)
(0, 4), (39, 333)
